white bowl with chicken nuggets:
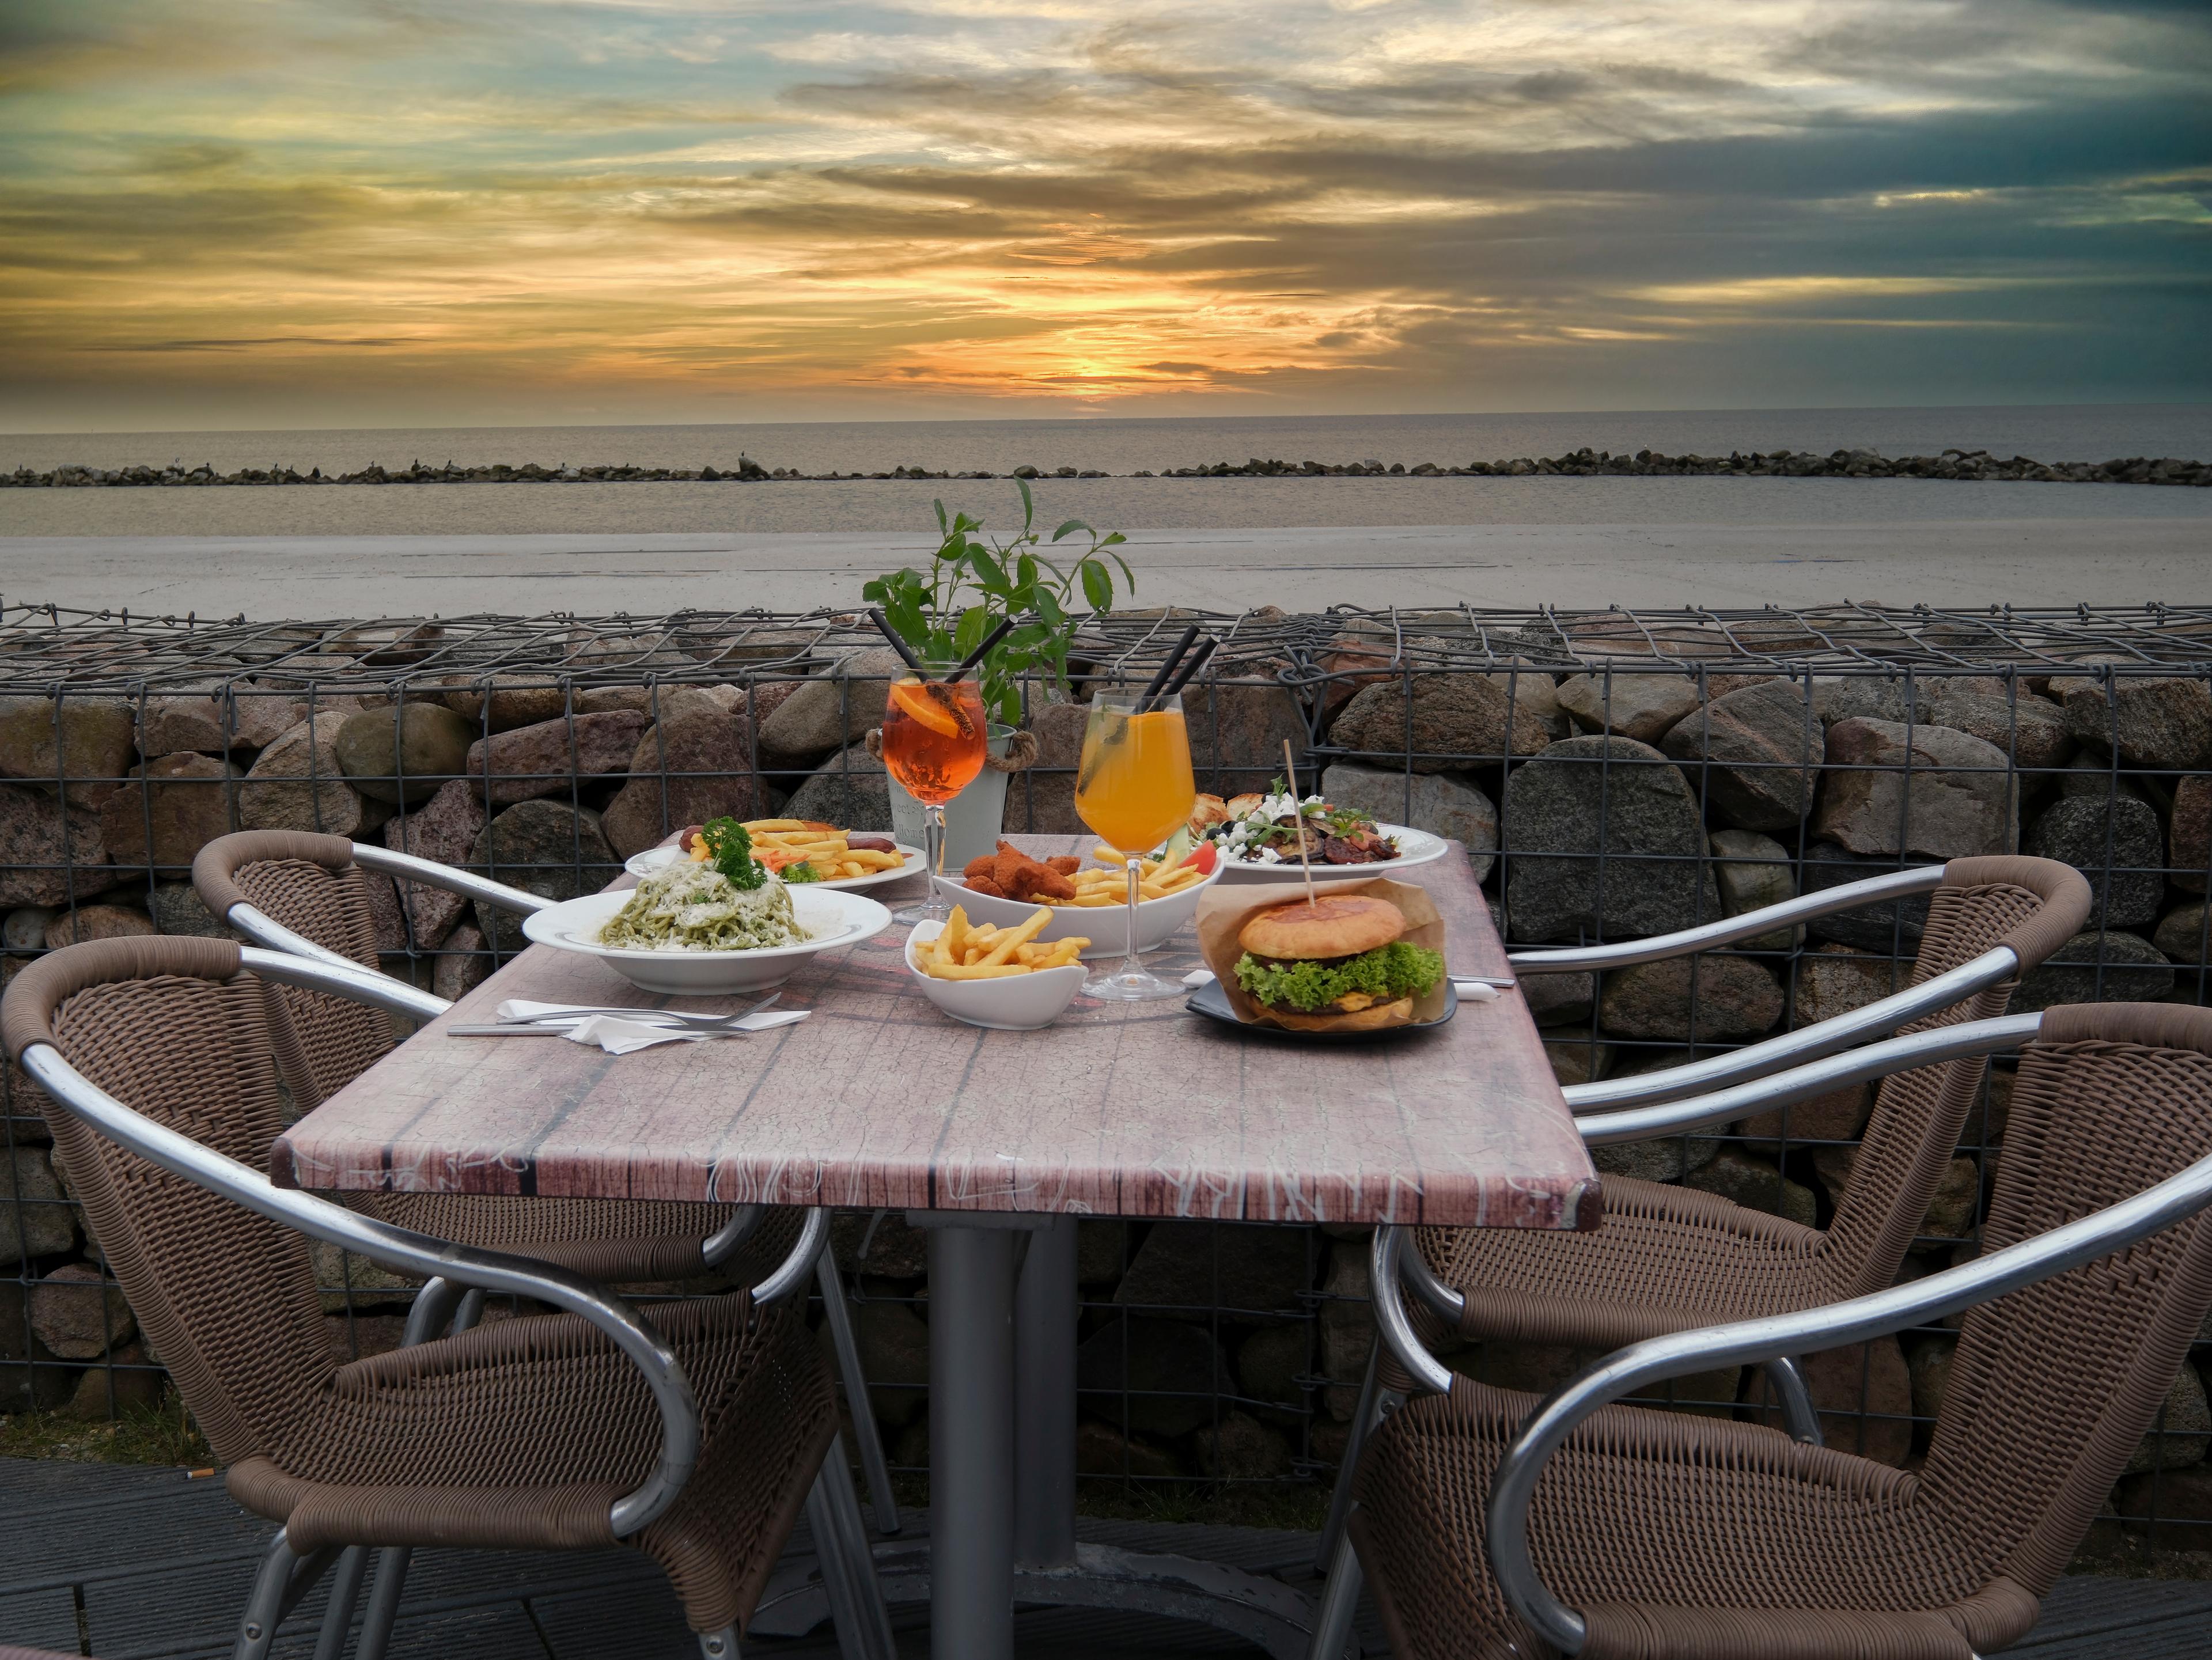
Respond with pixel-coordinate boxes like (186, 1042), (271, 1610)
(906, 911), (1089, 1030)
(933, 840), (1220, 959)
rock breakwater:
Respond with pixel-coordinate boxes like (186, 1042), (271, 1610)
(5, 447), (2207, 488)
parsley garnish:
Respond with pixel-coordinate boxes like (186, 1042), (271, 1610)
(699, 817), (767, 890)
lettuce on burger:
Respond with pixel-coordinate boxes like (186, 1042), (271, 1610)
(1232, 893), (1445, 1032)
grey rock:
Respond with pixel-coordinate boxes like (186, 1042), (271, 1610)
(45, 904), (155, 948)
(1793, 945), (1902, 1028)
(1597, 954), (1783, 1043)
(1, 1147), (78, 1264)
(1235, 1323), (1309, 1418)
(1924, 689), (2073, 773)
(1814, 718), (2014, 859)
(600, 688), (764, 858)
(1317, 1242), (1373, 1419)
(150, 882), (233, 938)
(1522, 970), (1594, 1028)
(2154, 903), (2212, 965)
(2172, 774), (2212, 893)
(309, 1239), (420, 1309)
(2123, 1365), (2212, 1475)
(336, 703), (475, 804)
(1589, 1132), (1721, 1184)
(65, 1338), (164, 1418)
(759, 647), (908, 761)
(1684, 1149), (1817, 1229)
(1320, 762), (1497, 882)
(1111, 1222), (1310, 1319)
(0, 1283), (76, 1412)
(1542, 1037), (1612, 1085)
(1555, 673), (1702, 744)
(29, 1262), (134, 1358)
(2059, 755), (2143, 802)
(1077, 1316), (1232, 1438)
(1661, 680), (1820, 831)
(1183, 674), (1311, 798)
(1074, 1419), (1187, 1480)
(383, 778), (487, 948)
(0, 695), (135, 804)
(1907, 1335), (1955, 1422)
(1501, 736), (1719, 943)
(138, 687), (296, 755)
(469, 801), (617, 952)
(0, 784), (119, 907)
(1735, 1079), (1872, 1155)
(432, 922), (491, 1002)
(463, 710), (649, 806)
(3, 905), (56, 950)
(97, 752), (240, 869)
(1708, 828), (1800, 948)
(2060, 673), (2212, 771)
(1192, 1409), (1293, 1479)
(2016, 929), (2176, 1013)
(2024, 794), (2164, 928)
(1800, 842), (1933, 952)
(1329, 673), (1553, 771)
(240, 714), (365, 836)
(782, 741), (890, 830)
(438, 675), (571, 733)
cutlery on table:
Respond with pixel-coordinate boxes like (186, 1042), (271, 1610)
(450, 992), (789, 1037)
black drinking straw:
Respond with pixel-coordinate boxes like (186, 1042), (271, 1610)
(1158, 636), (1218, 700)
(868, 608), (926, 674)
(1136, 624), (1200, 712)
(943, 616), (1016, 681)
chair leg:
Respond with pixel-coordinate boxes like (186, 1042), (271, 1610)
(1764, 1355), (1825, 1445)
(1306, 1526), (1364, 1660)
(1314, 1336), (1382, 1574)
(817, 1255), (901, 1535)
(697, 1628), (741, 1658)
(807, 1435), (897, 1660)
(313, 1546), (371, 1660)
(235, 1528), (340, 1660)
(354, 1546), (413, 1660)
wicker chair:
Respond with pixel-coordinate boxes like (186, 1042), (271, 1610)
(1312, 857), (2089, 1583)
(3, 936), (892, 1660)
(191, 828), (900, 1538)
(1344, 1000), (2212, 1660)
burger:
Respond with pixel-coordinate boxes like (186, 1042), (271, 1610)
(1232, 894), (1445, 1032)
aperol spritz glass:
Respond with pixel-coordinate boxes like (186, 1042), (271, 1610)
(881, 671), (988, 925)
(1074, 691), (1196, 1000)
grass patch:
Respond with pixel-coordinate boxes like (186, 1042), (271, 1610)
(0, 1404), (213, 1469)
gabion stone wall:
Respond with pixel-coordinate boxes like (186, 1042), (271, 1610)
(3, 602), (2211, 1547)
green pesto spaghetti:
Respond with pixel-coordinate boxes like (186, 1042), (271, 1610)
(594, 862), (812, 953)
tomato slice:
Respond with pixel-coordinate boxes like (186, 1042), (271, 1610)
(1189, 840), (1218, 875)
(888, 678), (964, 738)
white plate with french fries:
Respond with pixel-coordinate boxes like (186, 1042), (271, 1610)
(933, 846), (1221, 958)
(906, 908), (1089, 1030)
(627, 820), (925, 890)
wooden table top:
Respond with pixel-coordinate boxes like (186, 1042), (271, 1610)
(276, 836), (1596, 1228)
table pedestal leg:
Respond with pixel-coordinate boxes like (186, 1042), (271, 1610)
(929, 1223), (1016, 1660)
(1014, 1214), (1078, 1571)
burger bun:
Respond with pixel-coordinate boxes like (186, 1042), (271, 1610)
(1238, 893), (1405, 961)
(1264, 996), (1414, 1033)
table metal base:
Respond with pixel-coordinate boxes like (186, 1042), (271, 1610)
(751, 1211), (1351, 1659)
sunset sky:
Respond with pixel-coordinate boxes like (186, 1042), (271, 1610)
(2, 0), (2207, 433)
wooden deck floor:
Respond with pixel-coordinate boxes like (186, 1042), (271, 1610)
(1, 1458), (2205, 1659)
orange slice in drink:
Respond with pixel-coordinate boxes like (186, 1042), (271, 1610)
(888, 677), (968, 738)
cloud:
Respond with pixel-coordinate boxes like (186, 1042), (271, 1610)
(1, 0), (2207, 430)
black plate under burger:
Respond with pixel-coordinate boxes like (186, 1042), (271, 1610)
(1184, 976), (1458, 1040)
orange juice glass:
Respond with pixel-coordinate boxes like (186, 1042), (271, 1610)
(1074, 692), (1197, 1000)
(881, 673), (987, 924)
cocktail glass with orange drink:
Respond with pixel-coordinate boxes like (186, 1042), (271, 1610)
(881, 670), (988, 925)
(1073, 690), (1197, 1000)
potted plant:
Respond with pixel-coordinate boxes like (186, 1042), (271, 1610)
(863, 481), (1134, 865)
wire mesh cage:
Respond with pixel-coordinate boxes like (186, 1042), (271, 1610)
(3, 600), (2209, 1549)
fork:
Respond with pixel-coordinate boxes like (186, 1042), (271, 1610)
(452, 992), (784, 1036)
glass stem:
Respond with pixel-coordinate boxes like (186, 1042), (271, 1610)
(1121, 855), (1145, 979)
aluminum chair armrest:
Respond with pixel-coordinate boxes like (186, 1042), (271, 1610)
(1508, 865), (1946, 973)
(1575, 1012), (2041, 1148)
(1561, 946), (2018, 1113)
(240, 944), (451, 1025)
(20, 1040), (701, 1538)
(350, 843), (556, 917)
(1480, 1135), (2212, 1654)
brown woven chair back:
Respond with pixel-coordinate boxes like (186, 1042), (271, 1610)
(2, 936), (335, 1469)
(193, 829), (393, 1108)
(1919, 1000), (2212, 1598)
(1817, 855), (2090, 1297)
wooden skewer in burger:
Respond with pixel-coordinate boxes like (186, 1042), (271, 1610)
(1229, 741), (1447, 1032)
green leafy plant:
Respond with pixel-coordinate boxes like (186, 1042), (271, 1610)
(698, 817), (765, 889)
(862, 479), (1134, 726)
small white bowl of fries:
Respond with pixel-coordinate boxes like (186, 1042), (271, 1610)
(906, 905), (1090, 1030)
(933, 843), (1220, 959)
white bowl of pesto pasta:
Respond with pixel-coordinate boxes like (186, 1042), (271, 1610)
(521, 875), (892, 994)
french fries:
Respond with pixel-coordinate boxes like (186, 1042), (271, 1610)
(918, 906), (1089, 979)
(682, 818), (910, 883)
(1063, 844), (1210, 905)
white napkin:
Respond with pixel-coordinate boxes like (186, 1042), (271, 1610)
(490, 999), (812, 1055)
(1179, 967), (1499, 1003)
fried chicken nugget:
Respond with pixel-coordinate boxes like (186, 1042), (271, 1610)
(963, 853), (1001, 885)
(1046, 855), (1081, 876)
(1021, 865), (1077, 900)
(965, 876), (1009, 899)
